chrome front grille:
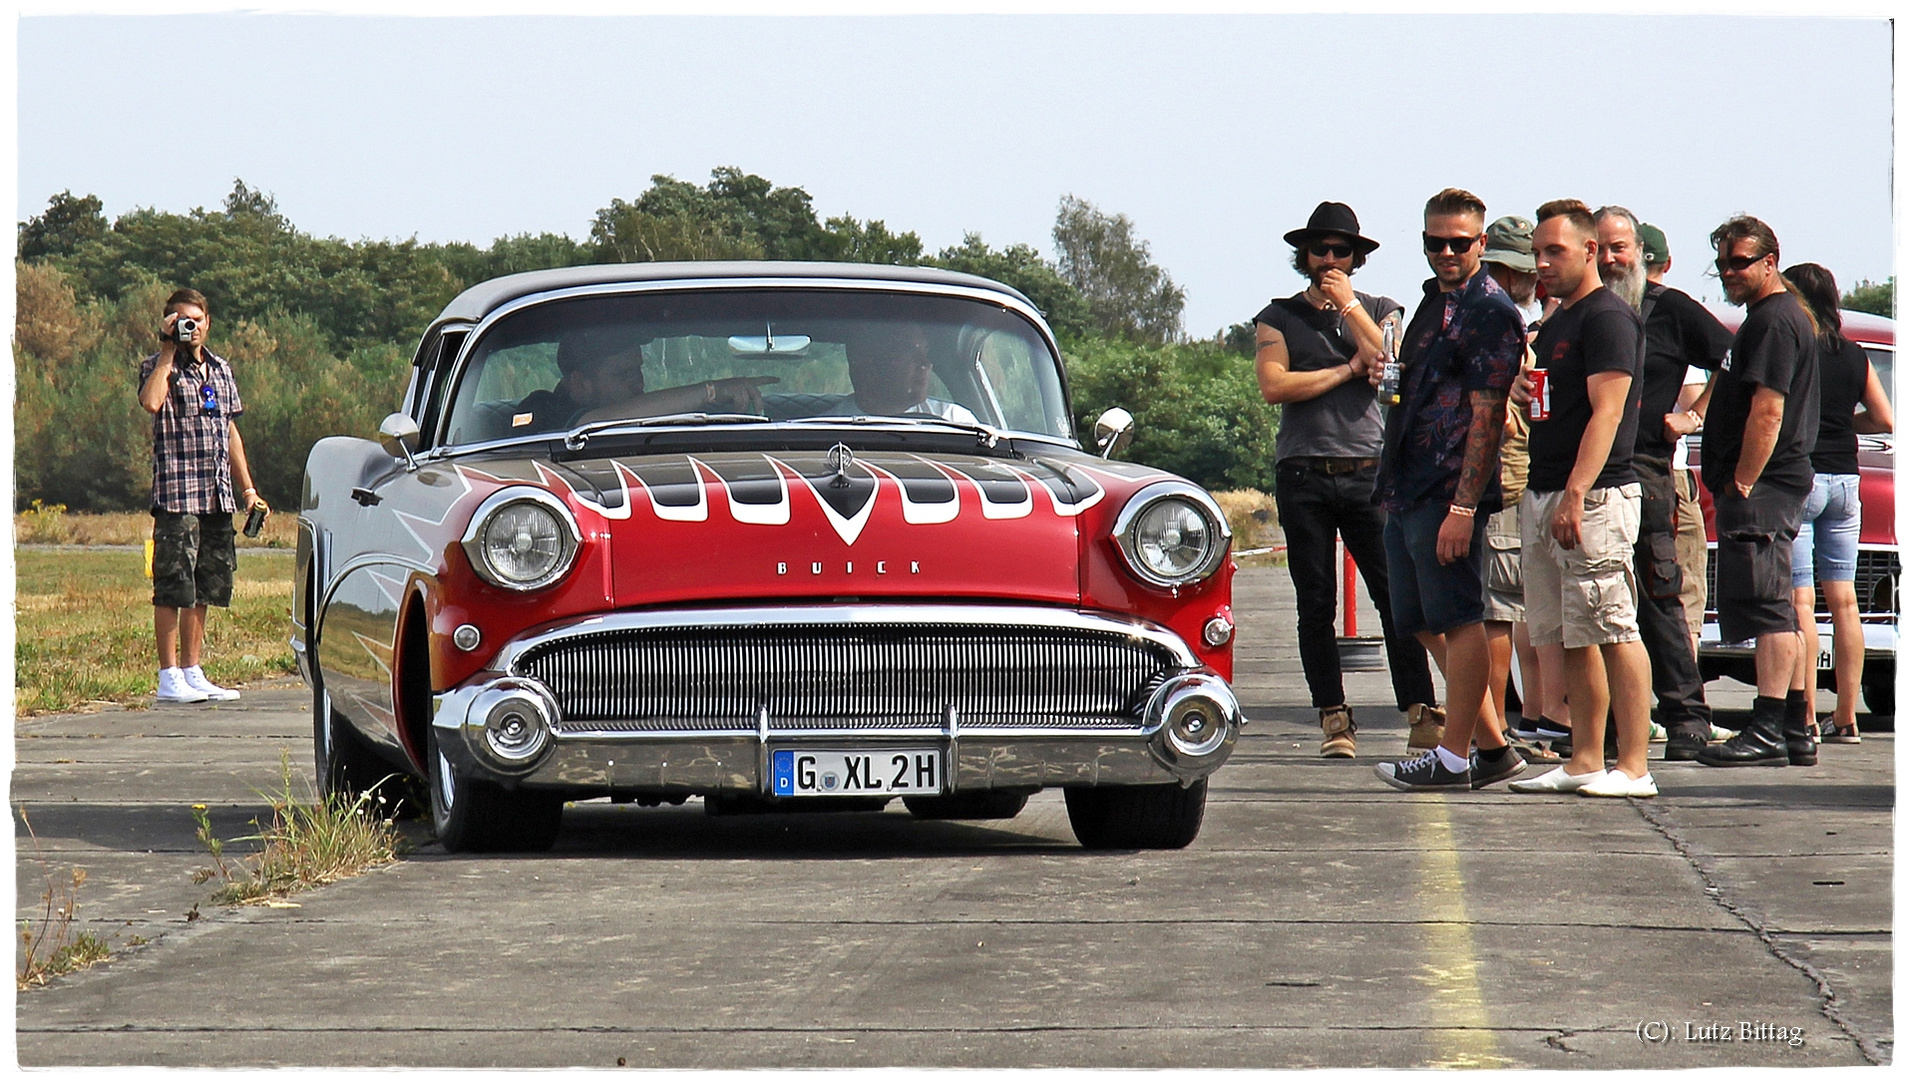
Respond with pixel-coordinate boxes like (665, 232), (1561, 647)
(1704, 547), (1899, 615)
(514, 624), (1178, 733)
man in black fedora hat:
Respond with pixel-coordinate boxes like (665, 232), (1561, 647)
(1254, 200), (1439, 759)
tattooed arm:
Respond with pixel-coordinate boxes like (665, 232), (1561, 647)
(1435, 388), (1508, 566)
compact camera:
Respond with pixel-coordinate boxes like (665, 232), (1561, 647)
(171, 316), (199, 343)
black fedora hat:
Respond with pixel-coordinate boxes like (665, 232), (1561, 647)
(1283, 201), (1380, 254)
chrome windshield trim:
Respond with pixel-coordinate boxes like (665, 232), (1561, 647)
(490, 604), (1203, 673)
(433, 276), (1073, 450)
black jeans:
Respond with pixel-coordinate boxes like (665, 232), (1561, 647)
(1632, 455), (1711, 737)
(1274, 459), (1437, 711)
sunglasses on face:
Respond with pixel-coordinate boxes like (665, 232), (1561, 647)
(1423, 233), (1481, 255)
(1308, 241), (1355, 259)
(1715, 253), (1768, 273)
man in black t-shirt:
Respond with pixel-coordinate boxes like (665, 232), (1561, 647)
(1255, 201), (1437, 758)
(1596, 207), (1723, 761)
(1504, 199), (1656, 798)
(1696, 216), (1822, 769)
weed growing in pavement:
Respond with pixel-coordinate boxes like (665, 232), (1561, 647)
(192, 752), (405, 905)
(16, 807), (116, 989)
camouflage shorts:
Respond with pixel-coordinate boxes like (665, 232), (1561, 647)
(151, 511), (237, 609)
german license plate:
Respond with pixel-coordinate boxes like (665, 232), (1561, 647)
(770, 749), (942, 797)
(1818, 648), (1835, 671)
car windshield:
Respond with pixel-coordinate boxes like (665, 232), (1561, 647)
(440, 288), (1071, 447)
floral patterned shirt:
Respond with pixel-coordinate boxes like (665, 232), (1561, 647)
(1377, 269), (1525, 514)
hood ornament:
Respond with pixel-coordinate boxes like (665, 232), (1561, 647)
(826, 443), (855, 488)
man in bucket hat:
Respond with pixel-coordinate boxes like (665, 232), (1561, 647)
(1254, 201), (1439, 758)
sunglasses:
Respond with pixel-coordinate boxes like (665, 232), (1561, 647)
(1308, 241), (1355, 259)
(1423, 233), (1482, 255)
(1715, 252), (1769, 273)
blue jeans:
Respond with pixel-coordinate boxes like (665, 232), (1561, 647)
(1383, 499), (1488, 638)
(1793, 472), (1861, 587)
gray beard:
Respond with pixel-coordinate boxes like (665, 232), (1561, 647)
(1601, 261), (1646, 311)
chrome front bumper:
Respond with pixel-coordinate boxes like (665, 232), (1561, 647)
(431, 606), (1244, 794)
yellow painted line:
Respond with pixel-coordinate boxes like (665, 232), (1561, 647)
(1412, 797), (1513, 1069)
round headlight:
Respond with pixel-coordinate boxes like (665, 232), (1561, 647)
(461, 488), (580, 591)
(1113, 482), (1230, 589)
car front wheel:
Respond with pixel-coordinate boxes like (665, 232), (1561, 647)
(428, 726), (564, 854)
(1064, 780), (1207, 850)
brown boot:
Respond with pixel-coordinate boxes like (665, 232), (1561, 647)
(1406, 702), (1446, 750)
(1320, 705), (1357, 758)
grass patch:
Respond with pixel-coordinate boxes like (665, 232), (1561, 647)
(14, 506), (299, 548)
(17, 808), (118, 989)
(193, 753), (405, 905)
(14, 547), (297, 716)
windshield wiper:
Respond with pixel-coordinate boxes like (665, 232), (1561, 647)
(562, 412), (772, 451)
(783, 414), (1008, 448)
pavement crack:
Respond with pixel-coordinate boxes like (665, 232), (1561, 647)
(1543, 1030), (1581, 1054)
(1633, 800), (1889, 1066)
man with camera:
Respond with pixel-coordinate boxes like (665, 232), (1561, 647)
(137, 288), (266, 704)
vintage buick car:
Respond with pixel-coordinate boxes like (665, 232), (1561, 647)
(295, 262), (1242, 852)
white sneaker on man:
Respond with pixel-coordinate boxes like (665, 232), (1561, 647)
(182, 665), (241, 701)
(1507, 766), (1608, 794)
(156, 667), (211, 704)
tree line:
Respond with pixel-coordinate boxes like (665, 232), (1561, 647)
(15, 170), (1275, 512)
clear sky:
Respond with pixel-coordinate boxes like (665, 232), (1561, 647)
(16, 11), (1895, 336)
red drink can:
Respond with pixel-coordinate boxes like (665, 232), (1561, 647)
(1528, 368), (1550, 421)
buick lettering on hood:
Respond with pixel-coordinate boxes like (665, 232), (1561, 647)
(295, 263), (1243, 852)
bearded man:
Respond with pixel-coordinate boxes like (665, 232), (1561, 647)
(1594, 205), (1719, 761)
(1254, 201), (1439, 758)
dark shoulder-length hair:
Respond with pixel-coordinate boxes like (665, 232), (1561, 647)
(1783, 262), (1845, 349)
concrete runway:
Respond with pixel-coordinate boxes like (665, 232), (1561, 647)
(13, 567), (1893, 1068)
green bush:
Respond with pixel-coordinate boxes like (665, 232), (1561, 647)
(1063, 336), (1278, 492)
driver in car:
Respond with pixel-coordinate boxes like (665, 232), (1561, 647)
(842, 324), (980, 423)
(515, 327), (774, 433)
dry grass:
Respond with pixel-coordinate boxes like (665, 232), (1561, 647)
(1213, 489), (1280, 551)
(14, 547), (297, 716)
(192, 753), (405, 905)
(16, 808), (120, 989)
(14, 505), (299, 548)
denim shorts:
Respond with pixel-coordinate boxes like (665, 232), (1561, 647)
(1383, 499), (1489, 638)
(1793, 472), (1861, 587)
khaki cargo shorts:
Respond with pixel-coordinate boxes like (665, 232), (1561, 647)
(151, 510), (237, 609)
(1482, 502), (1523, 623)
(1521, 485), (1641, 649)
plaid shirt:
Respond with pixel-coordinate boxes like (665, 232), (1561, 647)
(139, 349), (245, 513)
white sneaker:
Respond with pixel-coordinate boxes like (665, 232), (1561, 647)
(1508, 766), (1609, 794)
(1579, 770), (1658, 799)
(182, 665), (240, 701)
(155, 667), (211, 704)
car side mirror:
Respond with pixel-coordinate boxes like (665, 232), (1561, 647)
(379, 413), (422, 471)
(1093, 407), (1135, 459)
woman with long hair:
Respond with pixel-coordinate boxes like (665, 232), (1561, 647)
(1782, 263), (1893, 741)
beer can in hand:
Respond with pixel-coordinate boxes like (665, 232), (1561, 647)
(1528, 368), (1550, 421)
(243, 505), (268, 538)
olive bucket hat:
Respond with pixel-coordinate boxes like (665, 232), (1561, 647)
(1284, 202), (1381, 254)
(1479, 215), (1536, 274)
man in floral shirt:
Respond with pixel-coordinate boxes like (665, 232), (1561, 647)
(1372, 188), (1528, 791)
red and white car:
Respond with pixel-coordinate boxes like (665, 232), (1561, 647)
(294, 263), (1242, 852)
(1695, 307), (1896, 717)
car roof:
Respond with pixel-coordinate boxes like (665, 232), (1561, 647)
(1702, 301), (1895, 347)
(435, 261), (1040, 324)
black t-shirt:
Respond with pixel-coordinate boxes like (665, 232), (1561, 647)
(1255, 291), (1402, 461)
(1701, 291), (1820, 495)
(1635, 283), (1732, 460)
(1811, 335), (1869, 475)
(1526, 287), (1644, 492)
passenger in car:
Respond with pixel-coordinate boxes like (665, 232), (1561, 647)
(515, 326), (774, 432)
(840, 323), (980, 423)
